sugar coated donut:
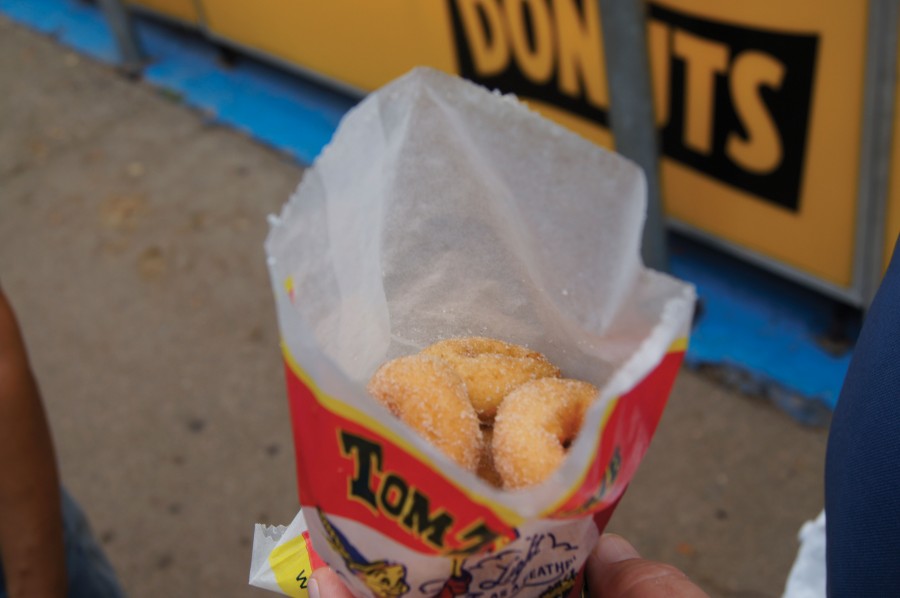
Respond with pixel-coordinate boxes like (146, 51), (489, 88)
(476, 425), (503, 488)
(367, 354), (483, 472)
(492, 378), (599, 489)
(421, 337), (560, 423)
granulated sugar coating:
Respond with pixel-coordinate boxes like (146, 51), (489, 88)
(492, 378), (599, 489)
(422, 337), (560, 422)
(476, 425), (503, 487)
(367, 354), (483, 471)
(368, 338), (599, 488)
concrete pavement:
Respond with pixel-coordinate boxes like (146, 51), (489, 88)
(0, 18), (828, 597)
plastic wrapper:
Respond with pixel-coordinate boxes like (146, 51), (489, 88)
(251, 67), (696, 597)
(781, 511), (826, 598)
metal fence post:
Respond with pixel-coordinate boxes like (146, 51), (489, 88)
(97, 0), (145, 75)
(597, 0), (668, 271)
(853, 0), (900, 305)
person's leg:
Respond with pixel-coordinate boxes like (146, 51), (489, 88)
(61, 489), (126, 598)
(825, 237), (900, 596)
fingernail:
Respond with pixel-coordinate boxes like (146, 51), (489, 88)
(594, 534), (640, 565)
(308, 577), (319, 598)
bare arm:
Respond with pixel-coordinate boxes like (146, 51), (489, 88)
(0, 287), (67, 598)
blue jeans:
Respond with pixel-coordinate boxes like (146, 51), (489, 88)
(0, 489), (125, 597)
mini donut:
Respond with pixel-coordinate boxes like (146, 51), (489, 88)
(492, 378), (599, 489)
(367, 354), (483, 472)
(476, 425), (503, 488)
(421, 337), (560, 423)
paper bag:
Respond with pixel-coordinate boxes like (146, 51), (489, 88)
(254, 67), (695, 598)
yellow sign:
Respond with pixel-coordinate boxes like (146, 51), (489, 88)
(886, 36), (900, 273)
(648, 1), (867, 288)
(199, 1), (456, 92)
(193, 0), (869, 288)
(127, 0), (200, 24)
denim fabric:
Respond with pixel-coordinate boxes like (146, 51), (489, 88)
(0, 488), (125, 597)
(826, 237), (900, 597)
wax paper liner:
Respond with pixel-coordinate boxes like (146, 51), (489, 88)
(253, 67), (696, 597)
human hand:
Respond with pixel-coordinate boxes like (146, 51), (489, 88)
(309, 566), (354, 598)
(585, 534), (709, 597)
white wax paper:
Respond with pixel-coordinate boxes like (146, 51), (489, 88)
(266, 67), (691, 387)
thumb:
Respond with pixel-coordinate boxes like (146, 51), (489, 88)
(309, 566), (356, 598)
(585, 534), (709, 598)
